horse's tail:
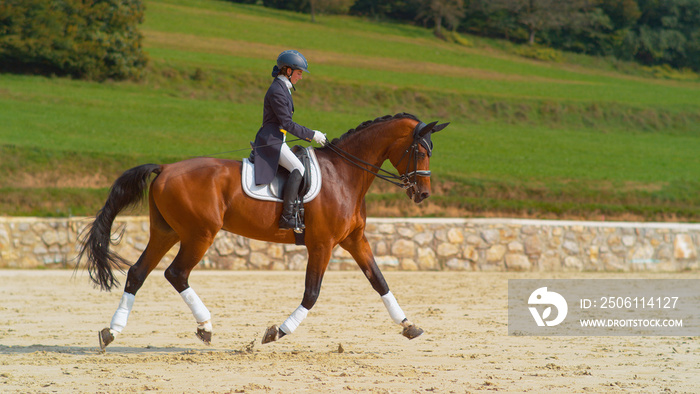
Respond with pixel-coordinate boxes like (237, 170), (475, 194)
(77, 164), (161, 291)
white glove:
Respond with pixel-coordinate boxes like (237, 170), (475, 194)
(312, 130), (327, 146)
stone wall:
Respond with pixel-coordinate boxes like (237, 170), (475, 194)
(1, 217), (698, 271)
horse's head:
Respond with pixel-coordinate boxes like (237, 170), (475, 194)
(388, 120), (449, 204)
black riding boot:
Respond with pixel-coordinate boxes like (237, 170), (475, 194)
(279, 169), (303, 230)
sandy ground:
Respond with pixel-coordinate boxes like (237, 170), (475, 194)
(0, 269), (698, 393)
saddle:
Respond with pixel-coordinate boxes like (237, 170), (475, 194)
(242, 147), (321, 245)
(241, 146), (322, 203)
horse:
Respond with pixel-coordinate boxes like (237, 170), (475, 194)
(77, 112), (448, 350)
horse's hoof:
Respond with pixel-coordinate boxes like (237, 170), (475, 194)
(262, 325), (279, 344)
(402, 325), (424, 340)
(98, 327), (114, 350)
(196, 327), (212, 345)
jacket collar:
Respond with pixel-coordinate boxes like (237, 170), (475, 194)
(276, 76), (293, 93)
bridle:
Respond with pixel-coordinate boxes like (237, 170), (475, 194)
(324, 121), (441, 192)
(393, 121), (434, 191)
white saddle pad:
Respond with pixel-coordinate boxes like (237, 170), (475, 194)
(241, 147), (322, 203)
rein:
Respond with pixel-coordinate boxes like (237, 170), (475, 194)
(324, 122), (431, 190)
(324, 142), (413, 189)
(190, 138), (304, 159)
(194, 120), (433, 191)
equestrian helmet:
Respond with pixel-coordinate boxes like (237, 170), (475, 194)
(277, 50), (310, 73)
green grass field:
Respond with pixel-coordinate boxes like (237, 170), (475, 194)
(1, 0), (700, 220)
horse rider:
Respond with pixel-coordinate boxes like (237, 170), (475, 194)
(251, 50), (327, 230)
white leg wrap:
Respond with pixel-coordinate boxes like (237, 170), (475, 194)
(199, 321), (213, 332)
(110, 292), (135, 333)
(381, 291), (406, 325)
(279, 305), (308, 335)
(180, 287), (211, 324)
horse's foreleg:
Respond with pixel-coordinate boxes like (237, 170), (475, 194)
(262, 245), (331, 344)
(164, 237), (215, 345)
(341, 233), (424, 340)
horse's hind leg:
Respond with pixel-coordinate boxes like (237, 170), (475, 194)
(99, 200), (179, 350)
(100, 232), (179, 349)
(340, 229), (423, 340)
(163, 235), (216, 345)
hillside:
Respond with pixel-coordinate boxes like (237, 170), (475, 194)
(1, 0), (700, 220)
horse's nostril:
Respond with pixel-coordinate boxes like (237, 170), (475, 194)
(419, 192), (430, 202)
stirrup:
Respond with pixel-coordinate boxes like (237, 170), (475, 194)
(279, 219), (304, 233)
(279, 200), (305, 232)
(291, 209), (305, 233)
(279, 215), (303, 231)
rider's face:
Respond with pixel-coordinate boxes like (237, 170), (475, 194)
(289, 69), (303, 84)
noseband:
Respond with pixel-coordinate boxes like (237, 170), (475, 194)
(324, 122), (433, 191)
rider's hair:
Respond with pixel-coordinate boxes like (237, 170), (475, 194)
(280, 66), (293, 77)
(271, 65), (293, 78)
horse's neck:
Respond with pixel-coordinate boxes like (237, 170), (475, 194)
(329, 124), (404, 195)
(336, 126), (396, 168)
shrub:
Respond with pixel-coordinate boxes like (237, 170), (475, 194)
(514, 45), (561, 62)
(444, 31), (472, 47)
(640, 64), (699, 81)
(0, 0), (148, 80)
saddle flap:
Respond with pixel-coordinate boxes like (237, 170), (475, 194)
(291, 145), (312, 198)
(268, 173), (285, 197)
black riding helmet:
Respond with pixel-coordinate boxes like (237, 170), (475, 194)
(277, 50), (309, 73)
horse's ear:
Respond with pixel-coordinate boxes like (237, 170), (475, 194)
(418, 121), (438, 137)
(432, 122), (449, 133)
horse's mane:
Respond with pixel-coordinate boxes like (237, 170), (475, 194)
(328, 112), (419, 145)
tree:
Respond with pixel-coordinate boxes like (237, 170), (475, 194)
(312, 0), (355, 20)
(263, 0), (354, 21)
(262, 0), (307, 12)
(598, 0), (641, 30)
(350, 0), (421, 21)
(542, 7), (615, 55)
(486, 0), (590, 45)
(0, 0), (147, 80)
(417, 0), (465, 38)
(623, 0), (700, 70)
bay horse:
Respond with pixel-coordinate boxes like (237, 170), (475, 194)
(78, 112), (448, 350)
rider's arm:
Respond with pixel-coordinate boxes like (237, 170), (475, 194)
(268, 87), (315, 142)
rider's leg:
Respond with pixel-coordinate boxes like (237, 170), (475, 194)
(278, 143), (305, 229)
(278, 143), (305, 175)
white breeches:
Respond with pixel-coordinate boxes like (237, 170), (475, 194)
(278, 143), (305, 176)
